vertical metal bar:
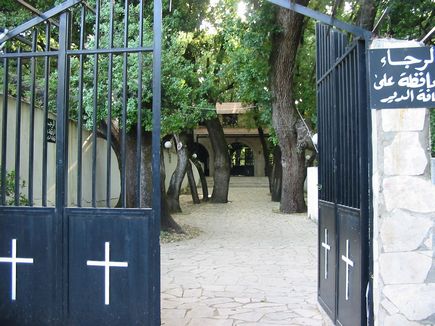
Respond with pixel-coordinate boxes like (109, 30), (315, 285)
(1, 54), (8, 205)
(315, 24), (321, 200)
(354, 49), (360, 208)
(338, 61), (343, 205)
(28, 29), (38, 206)
(77, 5), (86, 207)
(151, 0), (162, 323)
(120, 0), (130, 208)
(92, 0), (100, 208)
(315, 24), (320, 80)
(64, 8), (72, 207)
(361, 38), (373, 326)
(14, 48), (23, 206)
(135, 0), (145, 207)
(106, 1), (114, 208)
(42, 22), (51, 207)
(348, 52), (353, 207)
(344, 55), (350, 206)
(350, 50), (355, 207)
(56, 10), (70, 319)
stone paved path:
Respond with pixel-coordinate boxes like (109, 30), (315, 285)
(161, 178), (326, 325)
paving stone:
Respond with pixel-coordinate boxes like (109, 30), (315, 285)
(187, 317), (234, 326)
(293, 308), (321, 318)
(263, 311), (298, 321)
(290, 317), (324, 325)
(161, 185), (325, 326)
(183, 288), (203, 298)
(231, 311), (264, 322)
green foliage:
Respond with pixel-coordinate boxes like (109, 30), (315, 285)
(0, 168), (29, 206)
(294, 18), (317, 128)
(375, 0), (434, 41)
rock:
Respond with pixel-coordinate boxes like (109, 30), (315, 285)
(384, 132), (427, 176)
(381, 298), (399, 315)
(379, 252), (431, 284)
(382, 109), (426, 132)
(383, 177), (435, 213)
(383, 284), (435, 321)
(384, 314), (420, 326)
(380, 210), (432, 252)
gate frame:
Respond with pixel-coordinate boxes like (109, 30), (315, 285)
(263, 2), (374, 325)
(0, 0), (163, 324)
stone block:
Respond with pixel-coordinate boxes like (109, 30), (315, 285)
(384, 314), (420, 326)
(380, 210), (432, 252)
(379, 252), (431, 284)
(383, 284), (435, 321)
(381, 298), (399, 315)
(384, 132), (427, 176)
(382, 109), (426, 132)
(383, 176), (435, 213)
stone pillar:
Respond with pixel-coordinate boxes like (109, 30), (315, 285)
(371, 40), (435, 326)
(307, 167), (318, 222)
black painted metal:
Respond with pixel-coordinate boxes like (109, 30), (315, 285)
(0, 0), (162, 324)
(316, 23), (371, 326)
(268, 0), (372, 40)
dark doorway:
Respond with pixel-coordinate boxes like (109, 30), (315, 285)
(228, 142), (254, 176)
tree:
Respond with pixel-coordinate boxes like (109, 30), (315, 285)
(269, 0), (310, 213)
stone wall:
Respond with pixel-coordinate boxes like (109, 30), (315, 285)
(371, 40), (435, 326)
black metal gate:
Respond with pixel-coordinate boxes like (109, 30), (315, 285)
(0, 0), (162, 324)
(316, 23), (371, 326)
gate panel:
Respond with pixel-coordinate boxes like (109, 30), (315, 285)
(68, 209), (153, 325)
(318, 201), (336, 318)
(337, 206), (363, 326)
(0, 0), (162, 325)
(0, 209), (59, 325)
(316, 23), (370, 326)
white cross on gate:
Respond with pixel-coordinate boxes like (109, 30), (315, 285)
(341, 239), (354, 301)
(0, 239), (34, 301)
(86, 242), (128, 305)
(321, 228), (331, 279)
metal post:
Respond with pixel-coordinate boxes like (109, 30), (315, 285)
(152, 0), (162, 323)
(55, 10), (70, 320)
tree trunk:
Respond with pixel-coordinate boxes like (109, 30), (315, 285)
(258, 126), (272, 188)
(96, 121), (182, 231)
(187, 161), (200, 204)
(205, 117), (230, 203)
(191, 157), (209, 201)
(167, 133), (189, 213)
(270, 1), (309, 213)
(357, 0), (377, 30)
(160, 150), (184, 233)
(271, 146), (282, 202)
(125, 129), (152, 208)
